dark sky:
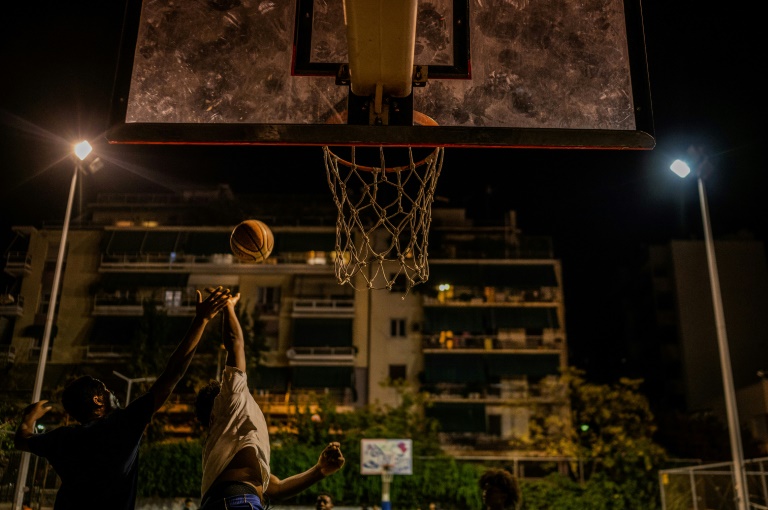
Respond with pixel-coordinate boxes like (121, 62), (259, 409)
(0, 1), (765, 384)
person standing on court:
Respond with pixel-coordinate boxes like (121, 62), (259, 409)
(14, 286), (233, 510)
(195, 292), (345, 510)
(480, 468), (521, 510)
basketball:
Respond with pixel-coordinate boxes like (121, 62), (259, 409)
(230, 220), (274, 263)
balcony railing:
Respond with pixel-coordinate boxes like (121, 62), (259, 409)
(99, 252), (338, 271)
(4, 251), (32, 275)
(0, 294), (24, 316)
(253, 388), (355, 409)
(286, 346), (356, 365)
(423, 334), (563, 352)
(0, 345), (15, 363)
(85, 344), (133, 359)
(92, 295), (145, 316)
(423, 286), (561, 306)
(424, 381), (567, 402)
(291, 298), (354, 318)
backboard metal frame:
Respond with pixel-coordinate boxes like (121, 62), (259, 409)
(107, 0), (655, 149)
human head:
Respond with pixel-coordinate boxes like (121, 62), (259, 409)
(194, 380), (222, 428)
(480, 468), (520, 510)
(61, 375), (119, 423)
(316, 492), (334, 510)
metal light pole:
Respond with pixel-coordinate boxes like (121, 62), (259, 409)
(670, 146), (749, 510)
(13, 141), (93, 510)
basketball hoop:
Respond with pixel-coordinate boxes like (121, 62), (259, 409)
(323, 145), (444, 294)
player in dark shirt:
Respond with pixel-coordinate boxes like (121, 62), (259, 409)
(15, 287), (232, 510)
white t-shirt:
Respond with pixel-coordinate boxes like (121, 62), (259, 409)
(201, 366), (271, 498)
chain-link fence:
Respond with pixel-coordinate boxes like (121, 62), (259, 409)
(659, 457), (768, 510)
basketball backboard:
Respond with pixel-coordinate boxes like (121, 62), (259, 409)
(107, 0), (654, 149)
(360, 438), (413, 475)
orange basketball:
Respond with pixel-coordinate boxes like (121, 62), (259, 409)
(230, 219), (274, 263)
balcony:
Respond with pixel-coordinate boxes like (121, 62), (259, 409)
(0, 345), (15, 364)
(291, 297), (354, 318)
(0, 294), (24, 316)
(86, 344), (133, 359)
(4, 251), (32, 276)
(253, 388), (356, 413)
(424, 381), (567, 404)
(422, 334), (563, 353)
(92, 294), (145, 316)
(422, 286), (560, 306)
(286, 346), (356, 366)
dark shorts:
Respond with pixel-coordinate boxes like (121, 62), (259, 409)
(200, 481), (263, 510)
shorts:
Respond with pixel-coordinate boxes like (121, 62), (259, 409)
(200, 481), (263, 510)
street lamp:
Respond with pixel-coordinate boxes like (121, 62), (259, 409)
(13, 140), (97, 510)
(670, 145), (749, 510)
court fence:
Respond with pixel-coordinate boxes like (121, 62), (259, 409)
(659, 457), (768, 510)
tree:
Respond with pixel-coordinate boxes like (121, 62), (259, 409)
(525, 367), (668, 508)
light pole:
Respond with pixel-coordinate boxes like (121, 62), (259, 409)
(13, 141), (95, 510)
(112, 371), (156, 405)
(670, 145), (749, 510)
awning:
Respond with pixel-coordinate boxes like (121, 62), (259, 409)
(182, 232), (231, 255)
(423, 354), (486, 384)
(89, 317), (141, 345)
(423, 307), (559, 334)
(104, 231), (146, 254)
(423, 353), (561, 383)
(292, 366), (354, 388)
(428, 263), (558, 288)
(274, 232), (336, 253)
(292, 318), (353, 347)
(97, 273), (189, 290)
(142, 231), (180, 253)
(485, 354), (561, 377)
(253, 366), (289, 392)
(426, 403), (486, 433)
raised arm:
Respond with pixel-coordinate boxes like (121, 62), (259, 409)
(265, 442), (345, 501)
(222, 292), (246, 372)
(14, 400), (52, 452)
(147, 286), (230, 411)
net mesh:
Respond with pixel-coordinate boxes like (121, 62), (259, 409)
(323, 145), (444, 294)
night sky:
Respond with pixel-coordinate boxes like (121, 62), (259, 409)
(1, 0), (765, 388)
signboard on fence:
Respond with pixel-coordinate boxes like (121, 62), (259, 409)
(360, 439), (413, 475)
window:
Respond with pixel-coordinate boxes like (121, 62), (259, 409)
(389, 364), (407, 381)
(390, 318), (407, 337)
(164, 290), (182, 308)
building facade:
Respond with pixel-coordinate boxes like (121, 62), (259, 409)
(0, 188), (570, 464)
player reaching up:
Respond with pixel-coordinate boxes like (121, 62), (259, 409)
(195, 292), (344, 510)
(15, 287), (232, 510)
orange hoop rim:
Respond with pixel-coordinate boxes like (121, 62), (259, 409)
(323, 110), (442, 172)
(324, 145), (443, 173)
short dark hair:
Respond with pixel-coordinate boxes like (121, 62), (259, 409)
(479, 468), (520, 509)
(195, 380), (222, 426)
(61, 376), (108, 423)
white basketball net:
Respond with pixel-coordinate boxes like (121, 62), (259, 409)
(323, 146), (444, 294)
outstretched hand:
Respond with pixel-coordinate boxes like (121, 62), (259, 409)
(317, 442), (345, 476)
(22, 400), (52, 423)
(196, 286), (231, 321)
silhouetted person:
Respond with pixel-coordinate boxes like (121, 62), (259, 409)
(480, 468), (521, 510)
(15, 287), (232, 510)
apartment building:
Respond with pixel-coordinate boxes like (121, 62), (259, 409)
(0, 187), (570, 463)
